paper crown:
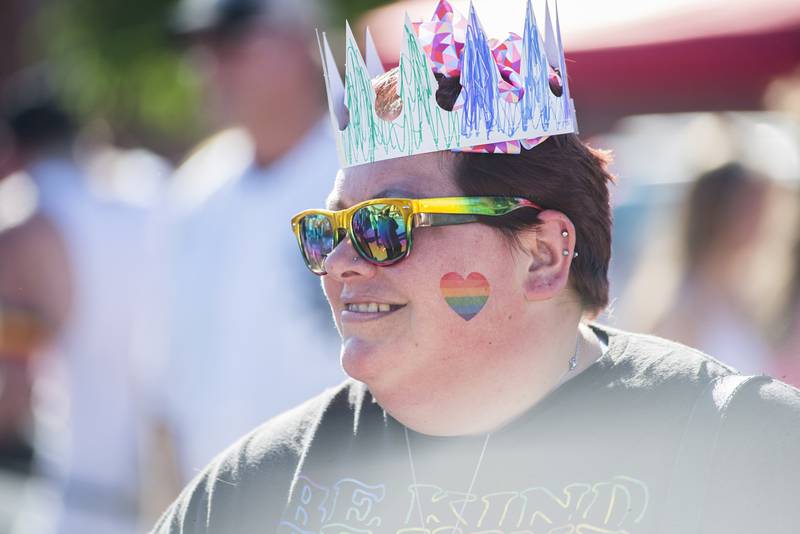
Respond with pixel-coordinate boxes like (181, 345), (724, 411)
(318, 0), (578, 168)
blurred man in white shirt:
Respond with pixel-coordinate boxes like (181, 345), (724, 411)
(149, 0), (344, 484)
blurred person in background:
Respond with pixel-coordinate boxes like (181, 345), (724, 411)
(650, 163), (774, 375)
(0, 117), (45, 477)
(773, 202), (800, 386)
(147, 0), (343, 492)
(0, 115), (61, 533)
(0, 68), (162, 534)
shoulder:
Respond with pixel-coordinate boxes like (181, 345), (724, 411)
(168, 128), (255, 216)
(601, 326), (800, 414)
(597, 325), (737, 389)
(720, 375), (800, 435)
(594, 327), (800, 530)
(0, 171), (38, 233)
(222, 378), (366, 465)
(151, 380), (365, 534)
(702, 377), (800, 531)
(595, 324), (800, 427)
(0, 170), (60, 254)
(600, 328), (800, 449)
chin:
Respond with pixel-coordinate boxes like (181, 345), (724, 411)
(340, 336), (383, 383)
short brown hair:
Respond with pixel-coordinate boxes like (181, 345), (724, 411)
(374, 68), (614, 315)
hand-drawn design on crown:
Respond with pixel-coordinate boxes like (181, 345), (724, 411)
(318, 0), (578, 168)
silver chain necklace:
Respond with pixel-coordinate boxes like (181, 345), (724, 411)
(404, 426), (490, 530)
(403, 335), (581, 530)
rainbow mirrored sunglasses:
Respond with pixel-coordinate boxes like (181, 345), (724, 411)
(291, 197), (542, 275)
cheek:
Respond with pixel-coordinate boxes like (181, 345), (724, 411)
(322, 277), (343, 310)
(406, 229), (524, 342)
(410, 224), (520, 286)
(403, 268), (526, 387)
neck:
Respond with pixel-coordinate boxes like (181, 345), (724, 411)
(391, 316), (603, 437)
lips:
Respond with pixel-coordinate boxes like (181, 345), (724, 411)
(345, 303), (406, 313)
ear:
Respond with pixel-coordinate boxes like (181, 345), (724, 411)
(518, 210), (576, 302)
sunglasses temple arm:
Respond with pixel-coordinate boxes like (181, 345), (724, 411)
(414, 213), (480, 228)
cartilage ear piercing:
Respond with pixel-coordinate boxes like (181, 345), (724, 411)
(569, 354), (578, 371)
(561, 231), (569, 238)
(574, 251), (579, 258)
(562, 249), (570, 257)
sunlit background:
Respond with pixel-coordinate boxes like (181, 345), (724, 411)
(0, 0), (798, 532)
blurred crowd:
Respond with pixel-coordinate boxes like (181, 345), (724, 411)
(0, 0), (798, 533)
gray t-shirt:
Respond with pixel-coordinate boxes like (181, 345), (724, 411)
(152, 327), (800, 533)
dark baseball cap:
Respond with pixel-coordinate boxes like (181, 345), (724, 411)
(1, 67), (77, 150)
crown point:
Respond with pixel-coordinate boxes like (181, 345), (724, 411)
(344, 20), (368, 67)
(344, 19), (357, 44)
(318, 31), (348, 131)
(364, 26), (386, 78)
(468, 0), (478, 18)
(433, 0), (453, 20)
(401, 12), (437, 82)
(543, 0), (559, 69)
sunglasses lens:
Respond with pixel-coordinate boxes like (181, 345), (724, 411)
(351, 204), (409, 264)
(299, 214), (335, 274)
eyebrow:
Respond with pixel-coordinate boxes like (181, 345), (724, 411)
(328, 187), (421, 211)
(375, 188), (419, 199)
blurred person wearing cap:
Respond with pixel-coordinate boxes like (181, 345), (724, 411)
(1, 70), (164, 534)
(147, 0), (343, 493)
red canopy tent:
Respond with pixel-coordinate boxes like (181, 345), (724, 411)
(358, 0), (800, 134)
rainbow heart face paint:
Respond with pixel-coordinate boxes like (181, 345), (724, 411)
(440, 272), (490, 321)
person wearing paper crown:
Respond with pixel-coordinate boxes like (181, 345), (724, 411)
(152, 1), (800, 532)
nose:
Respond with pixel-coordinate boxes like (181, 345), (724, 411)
(324, 236), (377, 281)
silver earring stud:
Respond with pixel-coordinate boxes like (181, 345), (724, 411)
(574, 251), (579, 258)
(562, 249), (570, 257)
(561, 231), (569, 238)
